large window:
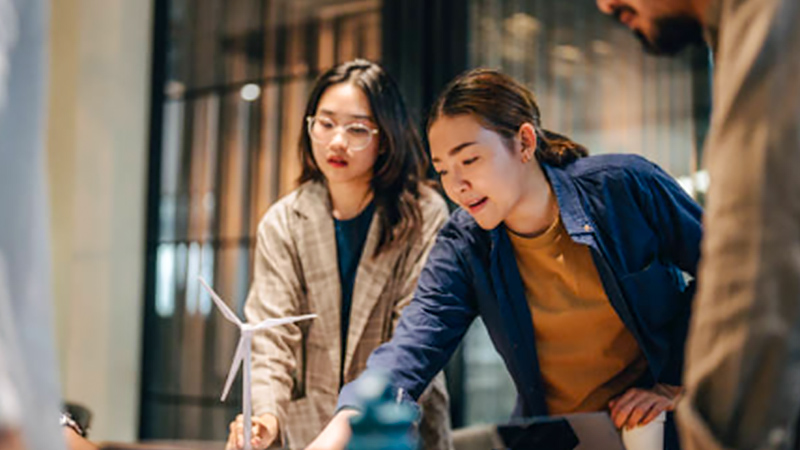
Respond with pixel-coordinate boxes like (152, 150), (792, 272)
(141, 0), (381, 440)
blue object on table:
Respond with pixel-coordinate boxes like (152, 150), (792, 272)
(347, 372), (419, 450)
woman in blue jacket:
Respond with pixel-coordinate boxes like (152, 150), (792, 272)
(308, 68), (702, 449)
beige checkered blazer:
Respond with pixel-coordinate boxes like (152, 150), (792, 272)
(245, 181), (453, 449)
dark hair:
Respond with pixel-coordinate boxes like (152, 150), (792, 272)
(298, 59), (427, 256)
(427, 68), (588, 167)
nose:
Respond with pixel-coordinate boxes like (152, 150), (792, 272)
(329, 129), (348, 150)
(596, 0), (614, 14)
(445, 168), (470, 196)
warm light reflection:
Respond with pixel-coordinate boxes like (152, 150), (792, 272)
(240, 83), (261, 102)
(199, 243), (215, 316)
(156, 244), (175, 317)
(185, 242), (200, 314)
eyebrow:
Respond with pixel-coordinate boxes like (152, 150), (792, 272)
(431, 141), (477, 163)
(318, 108), (373, 121)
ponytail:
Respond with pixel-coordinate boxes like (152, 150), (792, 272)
(535, 129), (589, 167)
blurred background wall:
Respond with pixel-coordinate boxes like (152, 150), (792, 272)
(47, 0), (153, 442)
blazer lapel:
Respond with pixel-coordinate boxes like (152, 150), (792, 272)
(342, 212), (400, 375)
(292, 183), (343, 373)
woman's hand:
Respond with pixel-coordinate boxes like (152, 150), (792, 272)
(304, 409), (359, 450)
(225, 413), (279, 450)
(609, 384), (682, 430)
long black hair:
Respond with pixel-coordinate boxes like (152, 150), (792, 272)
(298, 59), (427, 256)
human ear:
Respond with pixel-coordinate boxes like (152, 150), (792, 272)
(518, 123), (538, 163)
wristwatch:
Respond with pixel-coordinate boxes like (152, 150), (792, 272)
(59, 412), (86, 437)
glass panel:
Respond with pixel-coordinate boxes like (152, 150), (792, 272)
(158, 100), (185, 242)
(277, 77), (311, 197)
(165, 0), (191, 92)
(186, 94), (220, 242)
(462, 320), (517, 424)
(470, 0), (701, 178)
(191, 0), (225, 90)
(155, 244), (177, 318)
(217, 91), (255, 242)
(221, 0), (264, 86)
(250, 82), (282, 235)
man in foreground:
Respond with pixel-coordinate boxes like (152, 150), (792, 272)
(595, 0), (800, 449)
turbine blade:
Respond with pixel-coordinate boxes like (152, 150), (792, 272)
(221, 338), (246, 401)
(251, 314), (317, 331)
(198, 276), (242, 326)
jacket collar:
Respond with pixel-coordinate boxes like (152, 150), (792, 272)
(291, 181), (398, 376)
(488, 162), (594, 249)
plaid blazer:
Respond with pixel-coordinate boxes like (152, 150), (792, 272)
(245, 181), (452, 449)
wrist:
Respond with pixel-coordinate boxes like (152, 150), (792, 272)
(653, 383), (684, 409)
(259, 413), (280, 440)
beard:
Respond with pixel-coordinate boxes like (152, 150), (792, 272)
(636, 15), (705, 55)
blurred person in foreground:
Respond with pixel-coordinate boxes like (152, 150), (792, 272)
(595, 0), (800, 449)
(0, 0), (63, 448)
(0, 1), (98, 449)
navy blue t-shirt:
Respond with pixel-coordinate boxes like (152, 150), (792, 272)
(334, 201), (376, 379)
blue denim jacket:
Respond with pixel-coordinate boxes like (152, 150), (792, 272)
(338, 154), (703, 421)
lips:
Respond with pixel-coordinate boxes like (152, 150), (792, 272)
(326, 155), (348, 168)
(464, 197), (488, 213)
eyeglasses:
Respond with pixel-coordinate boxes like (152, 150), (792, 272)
(306, 116), (379, 151)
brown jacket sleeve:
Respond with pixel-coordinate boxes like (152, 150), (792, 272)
(678, 0), (800, 449)
(245, 196), (306, 430)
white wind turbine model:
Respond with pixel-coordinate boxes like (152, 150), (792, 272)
(198, 277), (316, 450)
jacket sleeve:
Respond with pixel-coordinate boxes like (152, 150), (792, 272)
(391, 191), (453, 450)
(245, 204), (306, 429)
(634, 159), (704, 278)
(338, 223), (478, 411)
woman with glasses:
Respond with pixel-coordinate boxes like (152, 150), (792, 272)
(224, 60), (452, 450)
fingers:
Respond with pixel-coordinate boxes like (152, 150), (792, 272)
(640, 400), (668, 426)
(625, 396), (657, 428)
(226, 415), (276, 450)
(609, 388), (640, 427)
(226, 417), (240, 450)
(251, 415), (271, 437)
(609, 388), (675, 430)
(610, 389), (650, 429)
(250, 422), (268, 449)
(228, 415), (251, 449)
